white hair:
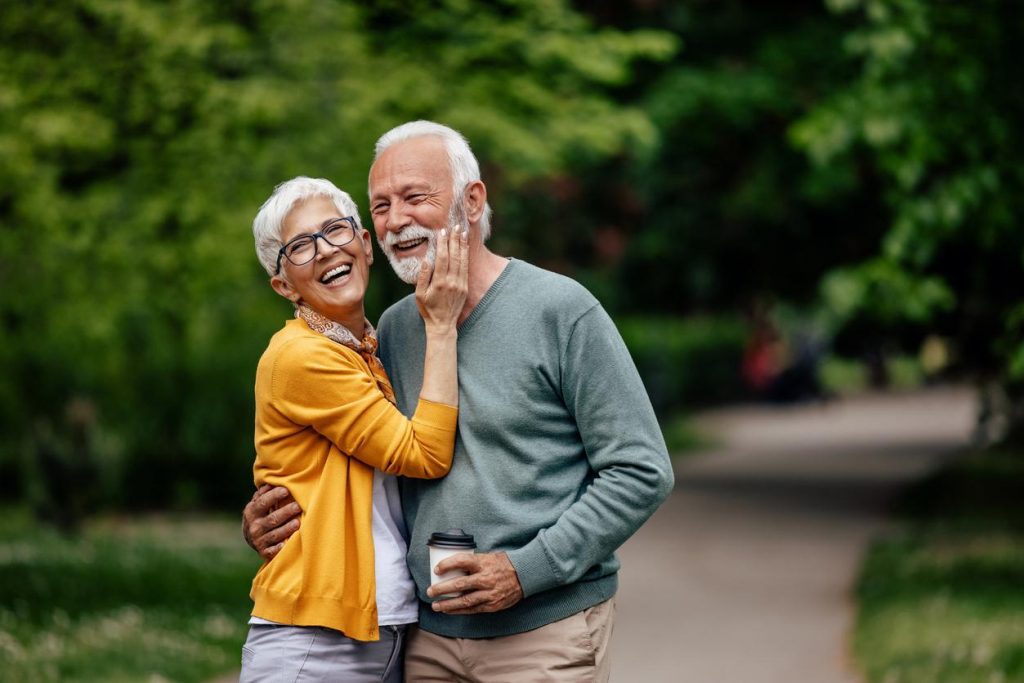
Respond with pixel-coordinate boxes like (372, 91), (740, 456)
(252, 176), (362, 276)
(373, 120), (493, 241)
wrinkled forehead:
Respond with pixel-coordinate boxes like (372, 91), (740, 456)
(369, 136), (452, 195)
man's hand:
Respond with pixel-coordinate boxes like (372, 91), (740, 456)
(426, 551), (525, 615)
(242, 484), (302, 561)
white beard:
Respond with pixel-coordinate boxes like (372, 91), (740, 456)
(382, 224), (437, 284)
(382, 199), (467, 284)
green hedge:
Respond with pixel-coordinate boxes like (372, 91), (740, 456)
(616, 315), (747, 416)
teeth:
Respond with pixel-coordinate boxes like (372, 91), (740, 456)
(397, 238), (425, 249)
(321, 264), (351, 283)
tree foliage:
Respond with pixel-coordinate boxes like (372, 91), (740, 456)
(4, 0), (1021, 516)
(508, 1), (889, 315)
(0, 0), (676, 513)
(792, 0), (1024, 384)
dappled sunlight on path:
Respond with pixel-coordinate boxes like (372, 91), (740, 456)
(612, 386), (976, 683)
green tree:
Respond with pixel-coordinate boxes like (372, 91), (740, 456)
(791, 0), (1024, 427)
(496, 1), (889, 316)
(0, 0), (676, 516)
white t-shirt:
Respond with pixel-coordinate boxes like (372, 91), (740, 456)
(370, 469), (419, 625)
(250, 469), (419, 629)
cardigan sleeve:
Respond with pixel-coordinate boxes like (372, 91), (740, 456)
(270, 335), (457, 479)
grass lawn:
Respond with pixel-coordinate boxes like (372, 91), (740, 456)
(855, 446), (1024, 683)
(0, 509), (260, 682)
(820, 354), (925, 396)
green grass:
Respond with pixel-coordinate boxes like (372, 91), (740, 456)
(820, 354), (925, 395)
(886, 356), (925, 390)
(855, 447), (1024, 683)
(0, 509), (260, 682)
(820, 355), (869, 395)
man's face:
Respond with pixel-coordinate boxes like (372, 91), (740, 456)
(368, 137), (461, 284)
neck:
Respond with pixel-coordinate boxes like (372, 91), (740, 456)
(460, 244), (509, 324)
(342, 315), (366, 339)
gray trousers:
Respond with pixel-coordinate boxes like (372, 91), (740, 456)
(240, 623), (406, 683)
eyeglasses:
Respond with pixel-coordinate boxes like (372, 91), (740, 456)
(275, 216), (358, 274)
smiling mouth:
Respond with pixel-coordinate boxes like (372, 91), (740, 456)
(394, 237), (427, 254)
(320, 264), (352, 284)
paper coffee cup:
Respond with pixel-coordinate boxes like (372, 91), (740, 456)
(427, 529), (476, 598)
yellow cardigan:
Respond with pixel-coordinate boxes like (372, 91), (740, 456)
(250, 318), (457, 641)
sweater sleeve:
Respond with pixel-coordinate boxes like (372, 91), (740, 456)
(271, 336), (457, 479)
(505, 304), (674, 597)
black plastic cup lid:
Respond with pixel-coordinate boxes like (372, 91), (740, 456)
(427, 528), (476, 549)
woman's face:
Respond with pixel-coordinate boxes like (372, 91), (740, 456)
(270, 195), (373, 327)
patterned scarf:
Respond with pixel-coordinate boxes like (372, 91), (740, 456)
(295, 304), (397, 406)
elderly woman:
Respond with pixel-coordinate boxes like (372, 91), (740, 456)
(241, 177), (467, 682)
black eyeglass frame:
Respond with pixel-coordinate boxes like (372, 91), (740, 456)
(274, 216), (359, 275)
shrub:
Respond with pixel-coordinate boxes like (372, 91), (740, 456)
(617, 315), (747, 416)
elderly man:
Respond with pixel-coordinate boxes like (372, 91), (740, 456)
(244, 121), (673, 681)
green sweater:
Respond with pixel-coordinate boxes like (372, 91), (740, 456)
(377, 258), (673, 638)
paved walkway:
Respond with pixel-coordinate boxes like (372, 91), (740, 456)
(610, 386), (976, 682)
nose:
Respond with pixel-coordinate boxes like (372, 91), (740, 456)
(384, 202), (410, 233)
(313, 233), (341, 260)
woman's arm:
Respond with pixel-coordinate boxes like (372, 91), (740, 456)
(270, 344), (459, 479)
(414, 226), (469, 407)
(266, 227), (467, 479)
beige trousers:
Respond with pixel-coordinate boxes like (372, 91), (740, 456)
(404, 598), (615, 682)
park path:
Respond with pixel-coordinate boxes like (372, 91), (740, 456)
(610, 386), (976, 683)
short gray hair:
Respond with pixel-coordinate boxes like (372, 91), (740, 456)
(252, 176), (362, 276)
(373, 121), (493, 241)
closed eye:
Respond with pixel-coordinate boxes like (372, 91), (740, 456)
(285, 237), (314, 255)
(323, 222), (350, 239)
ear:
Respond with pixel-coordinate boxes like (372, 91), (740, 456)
(463, 180), (487, 224)
(360, 228), (373, 265)
(270, 274), (300, 304)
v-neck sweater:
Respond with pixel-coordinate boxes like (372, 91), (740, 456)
(377, 259), (673, 638)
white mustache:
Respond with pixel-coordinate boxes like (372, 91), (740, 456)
(383, 225), (436, 252)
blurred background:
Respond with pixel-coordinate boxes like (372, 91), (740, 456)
(1, 1), (1021, 681)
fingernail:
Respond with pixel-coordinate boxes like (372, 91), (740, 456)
(441, 228), (447, 238)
